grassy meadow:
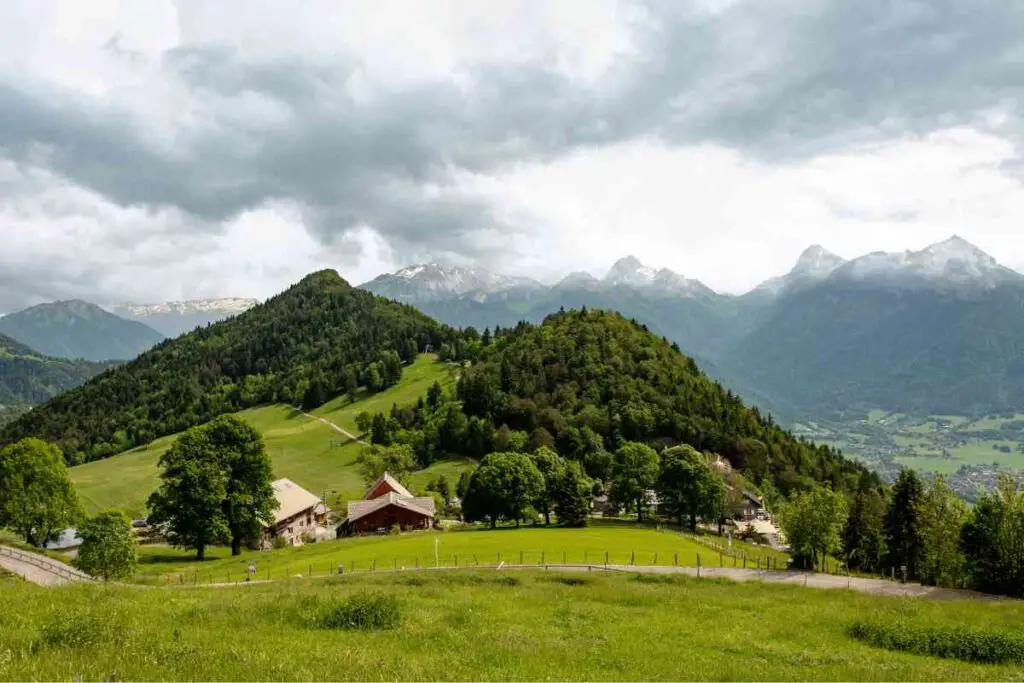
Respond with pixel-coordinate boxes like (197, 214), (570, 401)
(132, 524), (790, 585)
(2, 569), (1024, 680)
(69, 355), (465, 516)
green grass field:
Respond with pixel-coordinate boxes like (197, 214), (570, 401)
(2, 569), (1024, 680)
(132, 524), (789, 585)
(69, 355), (467, 516)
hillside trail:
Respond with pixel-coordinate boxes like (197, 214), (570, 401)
(291, 407), (366, 446)
(0, 545), (94, 587)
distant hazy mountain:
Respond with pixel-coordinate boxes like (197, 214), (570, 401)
(751, 245), (847, 297)
(0, 301), (165, 362)
(114, 298), (258, 338)
(726, 237), (1024, 418)
(0, 333), (109, 419)
(362, 264), (544, 304)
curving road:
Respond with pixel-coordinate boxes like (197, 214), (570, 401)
(0, 545), (93, 586)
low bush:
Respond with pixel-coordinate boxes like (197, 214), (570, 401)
(37, 612), (121, 650)
(850, 619), (1024, 664)
(544, 575), (591, 587)
(320, 593), (401, 631)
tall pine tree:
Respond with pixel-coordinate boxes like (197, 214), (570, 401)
(882, 469), (924, 580)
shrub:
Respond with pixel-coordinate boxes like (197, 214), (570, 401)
(320, 593), (401, 631)
(272, 535), (289, 550)
(849, 619), (1024, 664)
(388, 523), (401, 536)
(37, 612), (121, 650)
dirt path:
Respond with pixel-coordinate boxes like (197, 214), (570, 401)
(183, 563), (996, 601)
(0, 546), (93, 587)
(292, 407), (366, 445)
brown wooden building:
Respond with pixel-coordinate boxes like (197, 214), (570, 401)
(340, 473), (435, 536)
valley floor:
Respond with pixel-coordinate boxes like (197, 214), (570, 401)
(2, 569), (1023, 680)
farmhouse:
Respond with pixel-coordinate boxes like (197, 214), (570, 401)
(738, 490), (765, 520)
(340, 472), (435, 535)
(263, 478), (327, 547)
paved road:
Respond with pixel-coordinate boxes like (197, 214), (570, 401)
(0, 546), (93, 587)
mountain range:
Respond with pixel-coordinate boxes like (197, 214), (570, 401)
(361, 236), (1024, 421)
(114, 298), (259, 338)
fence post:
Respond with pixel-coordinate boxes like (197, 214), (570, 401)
(373, 559), (376, 573)
(309, 564), (312, 577)
(455, 555), (458, 567)
(697, 552), (701, 578)
(605, 551), (609, 568)
(541, 551), (545, 565)
(743, 554), (746, 569)
(674, 553), (678, 567)
(654, 553), (658, 565)
(631, 551), (635, 566)
(520, 550), (524, 565)
(394, 558), (398, 571)
(563, 550), (566, 564)
(474, 554), (478, 566)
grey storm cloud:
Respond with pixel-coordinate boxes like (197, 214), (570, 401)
(2, 0), (1024, 306)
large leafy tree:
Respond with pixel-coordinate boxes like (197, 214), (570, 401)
(656, 445), (726, 531)
(206, 416), (277, 556)
(552, 460), (592, 527)
(462, 452), (544, 528)
(75, 509), (137, 581)
(356, 444), (417, 487)
(778, 486), (848, 571)
(916, 474), (967, 588)
(882, 469), (924, 580)
(147, 427), (230, 561)
(529, 446), (567, 525)
(0, 438), (81, 547)
(609, 442), (660, 521)
(960, 474), (1024, 597)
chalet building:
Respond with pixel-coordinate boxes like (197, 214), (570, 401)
(738, 490), (765, 520)
(262, 478), (327, 547)
(340, 473), (435, 536)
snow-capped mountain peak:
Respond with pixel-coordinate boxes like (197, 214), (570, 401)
(793, 245), (845, 277)
(362, 263), (543, 303)
(834, 235), (1015, 289)
(604, 256), (660, 286)
(116, 298), (258, 317)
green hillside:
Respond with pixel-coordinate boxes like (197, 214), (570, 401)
(0, 333), (109, 409)
(70, 355), (466, 516)
(3, 570), (1023, 680)
(2, 271), (459, 464)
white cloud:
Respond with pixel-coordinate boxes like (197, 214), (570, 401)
(1, 0), (1024, 307)
(457, 128), (1024, 292)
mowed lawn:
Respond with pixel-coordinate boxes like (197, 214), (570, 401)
(70, 355), (461, 516)
(134, 524), (789, 584)
(3, 570), (1024, 680)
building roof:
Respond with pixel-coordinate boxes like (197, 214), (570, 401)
(347, 492), (436, 523)
(364, 472), (413, 500)
(269, 478), (322, 525)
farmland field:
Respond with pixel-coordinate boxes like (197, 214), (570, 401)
(69, 355), (466, 516)
(2, 568), (1024, 680)
(132, 523), (789, 585)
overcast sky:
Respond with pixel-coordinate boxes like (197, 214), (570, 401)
(3, 0), (1024, 309)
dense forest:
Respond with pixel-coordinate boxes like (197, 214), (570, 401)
(0, 333), (110, 411)
(369, 309), (880, 498)
(1, 271), (457, 464)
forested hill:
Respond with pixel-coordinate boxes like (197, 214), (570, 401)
(0, 333), (110, 407)
(1, 271), (457, 464)
(456, 309), (878, 496)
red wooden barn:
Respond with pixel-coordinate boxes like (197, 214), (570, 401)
(341, 473), (436, 535)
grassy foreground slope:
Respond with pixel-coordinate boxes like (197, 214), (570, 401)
(3, 571), (1024, 680)
(133, 524), (789, 583)
(70, 355), (461, 516)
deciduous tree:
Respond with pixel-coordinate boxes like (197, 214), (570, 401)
(357, 444), (416, 487)
(656, 445), (726, 531)
(960, 473), (1024, 597)
(529, 446), (567, 525)
(552, 460), (592, 527)
(462, 452), (544, 528)
(609, 442), (659, 522)
(778, 486), (848, 571)
(75, 509), (137, 581)
(0, 438), (81, 547)
(916, 474), (966, 588)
